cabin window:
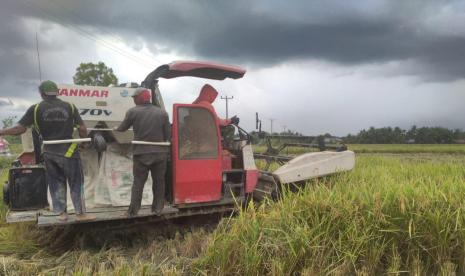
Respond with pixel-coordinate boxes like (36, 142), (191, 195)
(178, 107), (219, 159)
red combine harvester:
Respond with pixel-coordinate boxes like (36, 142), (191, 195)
(3, 61), (355, 227)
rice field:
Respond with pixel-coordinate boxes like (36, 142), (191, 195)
(195, 153), (465, 275)
(254, 143), (465, 155)
(348, 144), (465, 154)
(0, 144), (464, 274)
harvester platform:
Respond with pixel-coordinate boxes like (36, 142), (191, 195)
(37, 206), (180, 227)
(7, 197), (240, 227)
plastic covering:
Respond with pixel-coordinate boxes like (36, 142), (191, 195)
(50, 144), (154, 212)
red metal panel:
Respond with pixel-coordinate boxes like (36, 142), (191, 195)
(222, 150), (232, 171)
(163, 61), (246, 80)
(169, 61), (245, 74)
(18, 152), (35, 165)
(172, 104), (223, 204)
(245, 170), (259, 193)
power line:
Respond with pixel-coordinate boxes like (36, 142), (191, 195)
(21, 0), (157, 70)
(48, 0), (164, 65)
(21, 0), (213, 92)
(22, 0), (204, 88)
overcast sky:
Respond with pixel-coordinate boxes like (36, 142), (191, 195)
(1, 0), (464, 136)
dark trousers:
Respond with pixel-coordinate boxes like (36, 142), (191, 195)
(44, 153), (85, 214)
(128, 153), (168, 215)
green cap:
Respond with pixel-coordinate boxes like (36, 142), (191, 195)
(38, 80), (59, 96)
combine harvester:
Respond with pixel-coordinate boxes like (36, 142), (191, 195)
(3, 61), (355, 227)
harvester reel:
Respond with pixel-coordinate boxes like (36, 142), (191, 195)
(253, 171), (282, 201)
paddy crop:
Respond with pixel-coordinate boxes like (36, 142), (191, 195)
(254, 143), (465, 155)
(195, 154), (465, 275)
(1, 144), (465, 274)
(349, 144), (465, 154)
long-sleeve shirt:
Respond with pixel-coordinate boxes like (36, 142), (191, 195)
(117, 104), (171, 155)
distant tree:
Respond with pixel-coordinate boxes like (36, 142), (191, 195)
(278, 129), (302, 136)
(415, 127), (453, 144)
(73, 62), (118, 86)
(453, 129), (464, 140)
(249, 130), (270, 144)
(2, 116), (20, 144)
(2, 116), (15, 129)
(343, 134), (356, 144)
(344, 125), (463, 144)
(406, 125), (417, 140)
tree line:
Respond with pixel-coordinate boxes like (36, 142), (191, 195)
(249, 126), (465, 145)
(344, 126), (465, 144)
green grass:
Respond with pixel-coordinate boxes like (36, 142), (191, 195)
(254, 143), (465, 155)
(0, 144), (22, 221)
(2, 144), (465, 274)
(0, 143), (212, 274)
(0, 144), (40, 259)
(348, 144), (465, 154)
(194, 154), (465, 275)
(0, 144), (20, 222)
(0, 170), (8, 222)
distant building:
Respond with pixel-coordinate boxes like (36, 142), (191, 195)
(406, 139), (415, 144)
(324, 137), (343, 144)
(0, 137), (11, 156)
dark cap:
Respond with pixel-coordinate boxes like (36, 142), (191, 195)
(39, 80), (59, 96)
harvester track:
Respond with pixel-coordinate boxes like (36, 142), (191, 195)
(37, 207), (234, 253)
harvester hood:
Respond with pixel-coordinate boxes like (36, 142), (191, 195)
(142, 61), (246, 88)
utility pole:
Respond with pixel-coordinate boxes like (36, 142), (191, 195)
(255, 112), (262, 132)
(220, 95), (234, 119)
(269, 118), (275, 134)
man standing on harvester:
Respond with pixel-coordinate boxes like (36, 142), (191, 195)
(115, 88), (171, 217)
(0, 80), (95, 222)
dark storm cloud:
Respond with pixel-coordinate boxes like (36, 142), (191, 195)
(0, 1), (100, 99)
(0, 2), (38, 82)
(0, 1), (60, 100)
(415, 36), (465, 81)
(8, 0), (461, 82)
(1, 0), (465, 89)
(1, 0), (465, 135)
